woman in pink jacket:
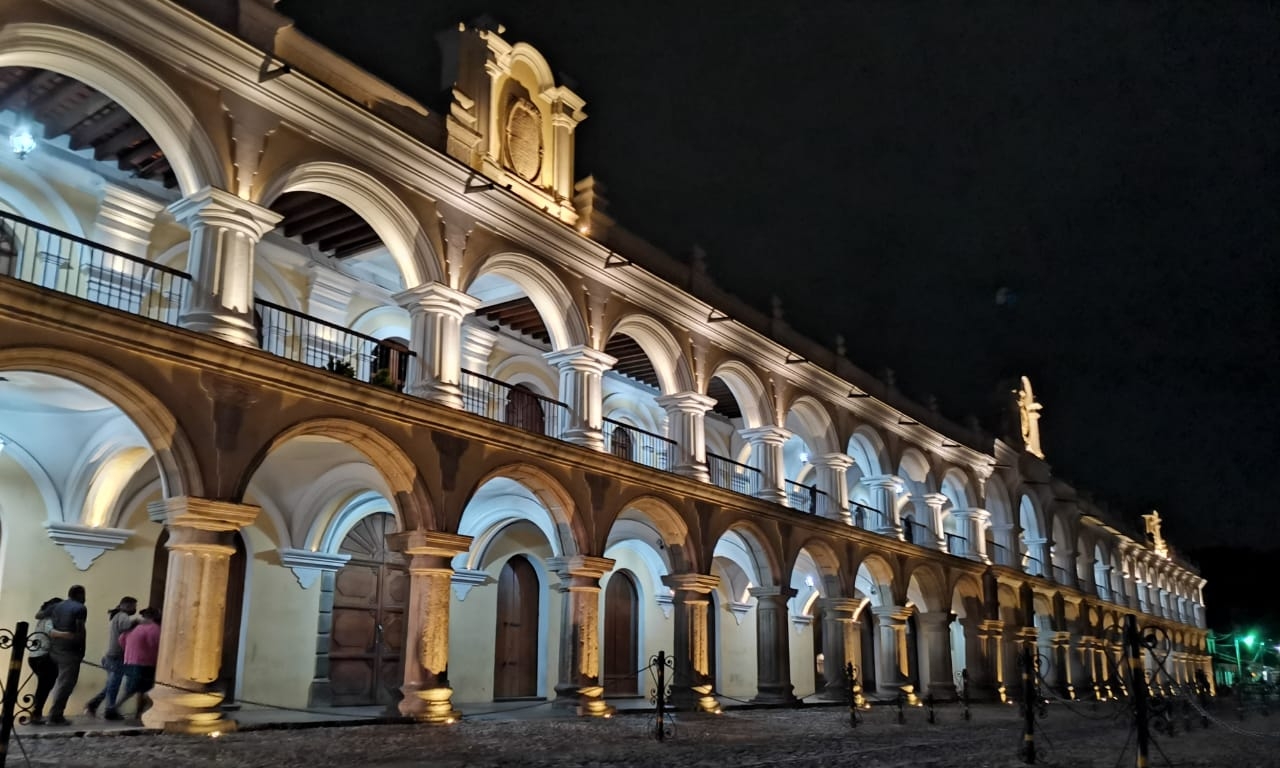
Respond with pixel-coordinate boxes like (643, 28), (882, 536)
(117, 607), (161, 720)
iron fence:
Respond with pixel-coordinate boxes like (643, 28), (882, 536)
(459, 368), (569, 441)
(706, 452), (762, 497)
(603, 417), (675, 472)
(255, 300), (412, 387)
(784, 479), (826, 513)
(945, 532), (969, 557)
(0, 210), (189, 326)
(987, 540), (1013, 567)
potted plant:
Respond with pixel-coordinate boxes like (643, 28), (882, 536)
(326, 357), (356, 378)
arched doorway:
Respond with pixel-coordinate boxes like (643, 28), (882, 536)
(604, 571), (639, 696)
(149, 528), (247, 706)
(328, 513), (407, 706)
(493, 555), (540, 699)
(505, 384), (545, 434)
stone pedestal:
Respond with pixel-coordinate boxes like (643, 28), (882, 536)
(170, 187), (281, 347)
(544, 346), (616, 450)
(143, 497), (258, 734)
(749, 585), (797, 704)
(395, 283), (480, 408)
(662, 574), (721, 713)
(550, 555), (616, 716)
(387, 530), (472, 723)
(656, 391), (715, 482)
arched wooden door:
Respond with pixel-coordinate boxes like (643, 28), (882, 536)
(493, 556), (540, 699)
(150, 528), (246, 705)
(505, 384), (545, 434)
(328, 514), (408, 706)
(604, 572), (639, 695)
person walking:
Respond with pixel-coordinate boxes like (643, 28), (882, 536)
(84, 596), (138, 721)
(118, 607), (161, 720)
(26, 597), (62, 725)
(46, 585), (87, 726)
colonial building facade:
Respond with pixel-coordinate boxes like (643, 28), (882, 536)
(0, 0), (1208, 734)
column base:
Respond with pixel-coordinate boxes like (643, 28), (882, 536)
(554, 684), (614, 717)
(670, 683), (722, 714)
(409, 382), (465, 410)
(561, 429), (604, 452)
(750, 684), (797, 706)
(399, 686), (460, 725)
(672, 462), (711, 484)
(819, 680), (847, 701)
(142, 685), (235, 735)
(180, 312), (257, 348)
(754, 489), (787, 506)
(876, 525), (904, 540)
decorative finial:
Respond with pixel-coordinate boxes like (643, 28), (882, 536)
(1014, 375), (1044, 459)
(1142, 511), (1169, 559)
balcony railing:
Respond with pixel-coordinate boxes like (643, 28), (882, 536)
(945, 532), (969, 557)
(459, 368), (569, 441)
(0, 211), (189, 326)
(987, 540), (1013, 567)
(903, 519), (936, 547)
(1023, 554), (1045, 578)
(853, 502), (888, 532)
(1053, 565), (1071, 585)
(255, 300), (412, 388)
(706, 452), (762, 497)
(602, 417), (675, 473)
(784, 479), (827, 514)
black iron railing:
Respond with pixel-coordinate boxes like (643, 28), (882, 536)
(853, 502), (887, 532)
(987, 539), (1013, 567)
(459, 368), (569, 440)
(1053, 565), (1070, 585)
(602, 417), (675, 472)
(784, 479), (827, 514)
(255, 300), (412, 387)
(706, 452), (762, 497)
(0, 211), (189, 326)
(945, 532), (969, 557)
(1022, 554), (1045, 577)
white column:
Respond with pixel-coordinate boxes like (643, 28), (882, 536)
(817, 597), (861, 701)
(656, 391), (715, 483)
(169, 187), (281, 347)
(91, 182), (165, 258)
(143, 497), (258, 734)
(872, 605), (912, 696)
(859, 475), (904, 538)
(460, 319), (499, 375)
(386, 530), (472, 723)
(1024, 537), (1051, 576)
(662, 573), (722, 714)
(950, 508), (990, 562)
(916, 611), (956, 698)
(749, 585), (797, 704)
(810, 453), (854, 524)
(394, 282), (480, 409)
(740, 425), (790, 505)
(922, 492), (948, 551)
(544, 345), (616, 450)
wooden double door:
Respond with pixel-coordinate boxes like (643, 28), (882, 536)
(328, 514), (408, 706)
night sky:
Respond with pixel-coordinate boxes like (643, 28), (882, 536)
(279, 1), (1280, 554)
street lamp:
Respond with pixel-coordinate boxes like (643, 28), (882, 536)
(1235, 632), (1256, 682)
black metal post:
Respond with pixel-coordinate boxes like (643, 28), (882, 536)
(961, 668), (971, 721)
(926, 693), (936, 724)
(896, 690), (906, 724)
(1021, 644), (1036, 764)
(1124, 615), (1151, 768)
(0, 622), (30, 768)
(654, 649), (667, 742)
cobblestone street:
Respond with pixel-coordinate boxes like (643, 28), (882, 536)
(10, 702), (1280, 768)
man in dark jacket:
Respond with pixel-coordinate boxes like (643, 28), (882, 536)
(46, 585), (87, 726)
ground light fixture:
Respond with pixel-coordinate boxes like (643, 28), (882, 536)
(9, 125), (36, 160)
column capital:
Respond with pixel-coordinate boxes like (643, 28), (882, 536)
(393, 281), (481, 317)
(655, 390), (716, 414)
(167, 186), (281, 240)
(549, 554), (615, 581)
(951, 507), (991, 522)
(870, 604), (912, 623)
(543, 344), (616, 374)
(147, 496), (258, 531)
(810, 452), (855, 471)
(387, 530), (472, 558)
(819, 596), (865, 619)
(279, 548), (351, 589)
(860, 474), (905, 493)
(749, 585), (798, 601)
(920, 492), (949, 509)
(915, 611), (954, 629)
(739, 425), (791, 446)
(662, 573), (720, 594)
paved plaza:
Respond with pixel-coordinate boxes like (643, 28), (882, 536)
(9, 701), (1279, 767)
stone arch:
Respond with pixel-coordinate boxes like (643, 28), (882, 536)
(0, 347), (200, 499)
(853, 553), (897, 611)
(455, 462), (586, 562)
(1017, 491), (1046, 541)
(783, 396), (839, 456)
(905, 562), (948, 613)
(349, 305), (411, 342)
(607, 494), (696, 574)
(0, 23), (224, 195)
(939, 468), (972, 510)
(846, 425), (889, 479)
(706, 359), (772, 429)
(789, 538), (844, 598)
(508, 42), (557, 93)
(713, 521), (782, 590)
(0, 161), (84, 235)
(290, 462), (402, 553)
(605, 313), (694, 395)
(984, 475), (1014, 529)
(464, 251), (588, 351)
(239, 417), (434, 531)
(896, 447), (937, 493)
(260, 161), (442, 288)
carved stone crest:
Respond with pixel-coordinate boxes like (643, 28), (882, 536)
(503, 97), (543, 182)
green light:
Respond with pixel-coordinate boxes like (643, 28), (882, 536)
(1244, 634), (1256, 648)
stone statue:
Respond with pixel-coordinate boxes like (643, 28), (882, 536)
(1015, 375), (1044, 459)
(1143, 510), (1169, 558)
